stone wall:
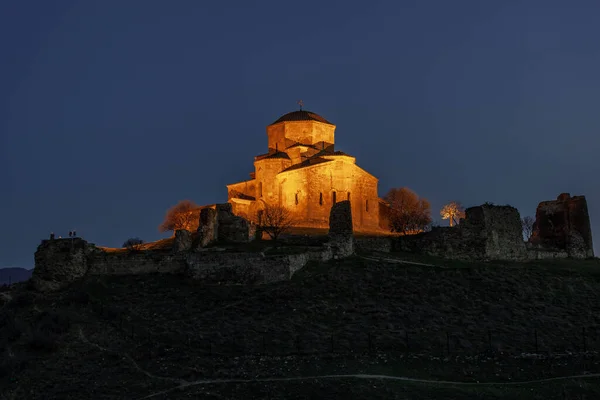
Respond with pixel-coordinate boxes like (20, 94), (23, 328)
(196, 203), (250, 248)
(31, 234), (317, 291)
(185, 252), (309, 285)
(355, 236), (393, 253)
(32, 238), (98, 292)
(529, 193), (594, 259)
(356, 204), (527, 261)
(88, 252), (186, 275)
(328, 200), (354, 258)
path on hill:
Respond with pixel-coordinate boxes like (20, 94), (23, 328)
(78, 317), (600, 399)
(77, 327), (187, 386)
(359, 255), (440, 267)
(138, 371), (600, 399)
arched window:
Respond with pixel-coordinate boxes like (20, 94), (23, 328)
(295, 193), (299, 205)
(332, 191), (337, 204)
(366, 199), (369, 212)
(259, 182), (263, 198)
(319, 192), (323, 206)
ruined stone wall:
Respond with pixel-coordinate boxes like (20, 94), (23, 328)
(185, 252), (309, 284)
(529, 193), (594, 259)
(462, 205), (526, 260)
(32, 236), (316, 291)
(390, 204), (526, 261)
(32, 238), (97, 292)
(276, 160), (380, 232)
(88, 252), (186, 275)
(355, 236), (393, 253)
(328, 200), (355, 258)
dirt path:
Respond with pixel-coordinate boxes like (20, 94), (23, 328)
(359, 255), (439, 267)
(138, 371), (600, 399)
(78, 327), (187, 386)
(78, 324), (600, 400)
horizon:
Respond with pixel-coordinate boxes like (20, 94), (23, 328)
(2, 0), (599, 268)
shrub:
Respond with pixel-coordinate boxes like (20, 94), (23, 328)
(123, 237), (144, 252)
(61, 289), (91, 306)
(25, 310), (74, 352)
(7, 291), (37, 309)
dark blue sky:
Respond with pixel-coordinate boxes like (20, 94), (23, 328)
(2, 0), (599, 268)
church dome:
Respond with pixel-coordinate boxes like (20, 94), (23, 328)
(270, 110), (333, 125)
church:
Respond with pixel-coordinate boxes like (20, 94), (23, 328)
(226, 109), (385, 232)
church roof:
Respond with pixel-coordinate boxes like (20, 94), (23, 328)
(280, 156), (333, 173)
(255, 151), (291, 161)
(270, 110), (333, 126)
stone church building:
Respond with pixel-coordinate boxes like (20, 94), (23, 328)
(226, 109), (385, 232)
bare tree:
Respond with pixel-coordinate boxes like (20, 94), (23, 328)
(440, 201), (466, 227)
(384, 187), (432, 235)
(158, 200), (200, 234)
(258, 204), (295, 241)
(122, 237), (144, 252)
(521, 216), (535, 240)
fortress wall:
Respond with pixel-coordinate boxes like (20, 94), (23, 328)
(384, 204), (526, 261)
(355, 236), (393, 253)
(185, 252), (309, 284)
(88, 252), (186, 275)
(529, 193), (594, 259)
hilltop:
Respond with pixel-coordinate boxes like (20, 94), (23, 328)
(2, 253), (600, 399)
(0, 267), (32, 286)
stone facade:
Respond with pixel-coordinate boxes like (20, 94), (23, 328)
(226, 110), (383, 233)
(529, 193), (594, 259)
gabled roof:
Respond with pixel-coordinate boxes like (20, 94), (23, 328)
(280, 156), (333, 173)
(255, 151), (291, 161)
(286, 142), (318, 150)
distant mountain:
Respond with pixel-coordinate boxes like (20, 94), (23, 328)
(0, 268), (32, 285)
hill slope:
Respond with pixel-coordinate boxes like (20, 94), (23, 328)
(2, 254), (600, 399)
(0, 267), (32, 285)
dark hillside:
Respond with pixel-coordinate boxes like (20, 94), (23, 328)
(2, 255), (600, 399)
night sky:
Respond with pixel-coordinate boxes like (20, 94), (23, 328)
(2, 0), (599, 269)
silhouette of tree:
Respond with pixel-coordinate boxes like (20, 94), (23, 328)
(158, 200), (200, 233)
(440, 201), (466, 227)
(258, 204), (295, 241)
(521, 216), (535, 240)
(384, 187), (432, 234)
(122, 237), (144, 252)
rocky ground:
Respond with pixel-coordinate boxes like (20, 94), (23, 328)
(2, 253), (600, 399)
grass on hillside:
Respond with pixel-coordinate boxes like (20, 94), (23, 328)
(2, 255), (600, 399)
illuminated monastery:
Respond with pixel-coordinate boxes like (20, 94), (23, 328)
(227, 109), (384, 232)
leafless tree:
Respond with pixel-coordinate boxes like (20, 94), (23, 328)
(122, 237), (144, 252)
(521, 216), (535, 240)
(440, 201), (466, 227)
(258, 204), (295, 241)
(384, 187), (432, 235)
(158, 200), (200, 234)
